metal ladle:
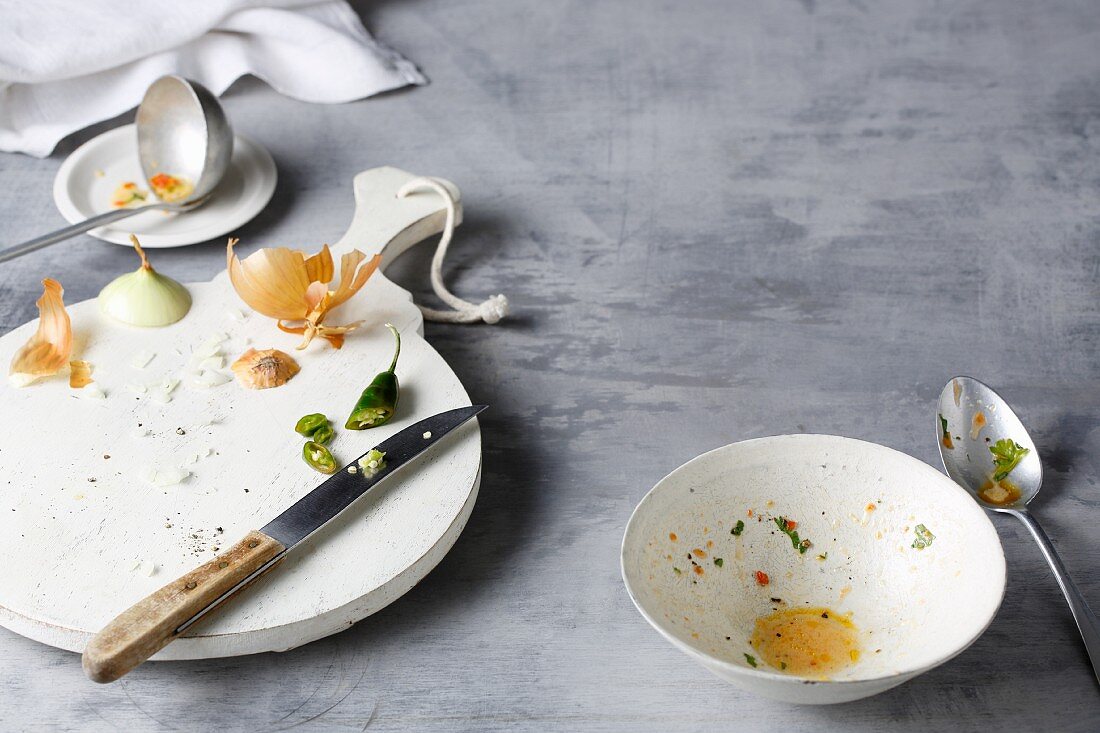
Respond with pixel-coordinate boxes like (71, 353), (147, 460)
(0, 75), (233, 264)
(937, 376), (1100, 686)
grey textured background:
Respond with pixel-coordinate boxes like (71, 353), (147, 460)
(1, 0), (1099, 730)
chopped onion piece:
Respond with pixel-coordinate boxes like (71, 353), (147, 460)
(76, 383), (106, 400)
(195, 333), (228, 359)
(142, 466), (191, 487)
(124, 383), (147, 394)
(188, 370), (230, 388)
(129, 350), (156, 369)
(162, 378), (180, 395)
(202, 372), (232, 387)
(139, 560), (157, 577)
(184, 447), (214, 464)
(150, 390), (172, 404)
(198, 356), (225, 371)
(158, 468), (190, 486)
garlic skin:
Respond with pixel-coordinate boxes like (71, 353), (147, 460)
(99, 236), (191, 327)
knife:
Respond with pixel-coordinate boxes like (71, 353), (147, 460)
(81, 404), (487, 683)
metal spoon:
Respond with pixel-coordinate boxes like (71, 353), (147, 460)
(937, 376), (1100, 686)
(0, 75), (233, 263)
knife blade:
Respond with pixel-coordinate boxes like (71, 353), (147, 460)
(82, 405), (487, 683)
(262, 405), (487, 549)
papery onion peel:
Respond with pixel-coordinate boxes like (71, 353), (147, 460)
(226, 239), (381, 349)
(8, 279), (72, 387)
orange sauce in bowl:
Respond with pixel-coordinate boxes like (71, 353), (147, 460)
(750, 607), (860, 678)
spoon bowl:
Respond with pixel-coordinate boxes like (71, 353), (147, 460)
(937, 376), (1043, 508)
(936, 376), (1100, 687)
(136, 75), (233, 206)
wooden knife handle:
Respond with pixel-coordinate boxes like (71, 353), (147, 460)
(81, 530), (285, 683)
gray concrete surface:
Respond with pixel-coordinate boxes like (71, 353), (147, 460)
(1, 0), (1098, 730)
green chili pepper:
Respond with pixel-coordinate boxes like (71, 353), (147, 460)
(312, 424), (335, 445)
(345, 324), (401, 430)
(302, 441), (337, 474)
(295, 413), (328, 437)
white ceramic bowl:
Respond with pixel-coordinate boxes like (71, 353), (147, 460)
(621, 435), (1006, 704)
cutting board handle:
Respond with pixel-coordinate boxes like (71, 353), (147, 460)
(81, 530), (285, 683)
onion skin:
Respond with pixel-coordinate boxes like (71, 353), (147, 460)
(227, 238), (381, 349)
(8, 278), (72, 386)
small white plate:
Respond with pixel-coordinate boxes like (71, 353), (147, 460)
(53, 124), (276, 248)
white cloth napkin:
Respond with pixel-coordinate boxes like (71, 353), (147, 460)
(0, 0), (426, 157)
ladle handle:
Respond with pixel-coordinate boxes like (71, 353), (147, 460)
(1009, 508), (1100, 687)
(0, 206), (154, 264)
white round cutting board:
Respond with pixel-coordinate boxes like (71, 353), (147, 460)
(0, 167), (482, 659)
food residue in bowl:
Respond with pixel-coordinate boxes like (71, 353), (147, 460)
(111, 181), (148, 208)
(939, 414), (954, 450)
(911, 523), (935, 549)
(989, 438), (1029, 482)
(149, 173), (194, 203)
(970, 410), (987, 440)
(774, 516), (812, 554)
(749, 607), (860, 678)
(977, 438), (1029, 505)
(978, 479), (1021, 506)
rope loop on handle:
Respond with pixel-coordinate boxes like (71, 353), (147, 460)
(396, 177), (509, 325)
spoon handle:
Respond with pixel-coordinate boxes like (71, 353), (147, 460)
(0, 206), (157, 264)
(1009, 508), (1100, 687)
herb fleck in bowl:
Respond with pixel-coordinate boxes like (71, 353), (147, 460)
(621, 435), (1005, 704)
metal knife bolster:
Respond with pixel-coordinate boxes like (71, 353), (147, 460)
(260, 405), (487, 550)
